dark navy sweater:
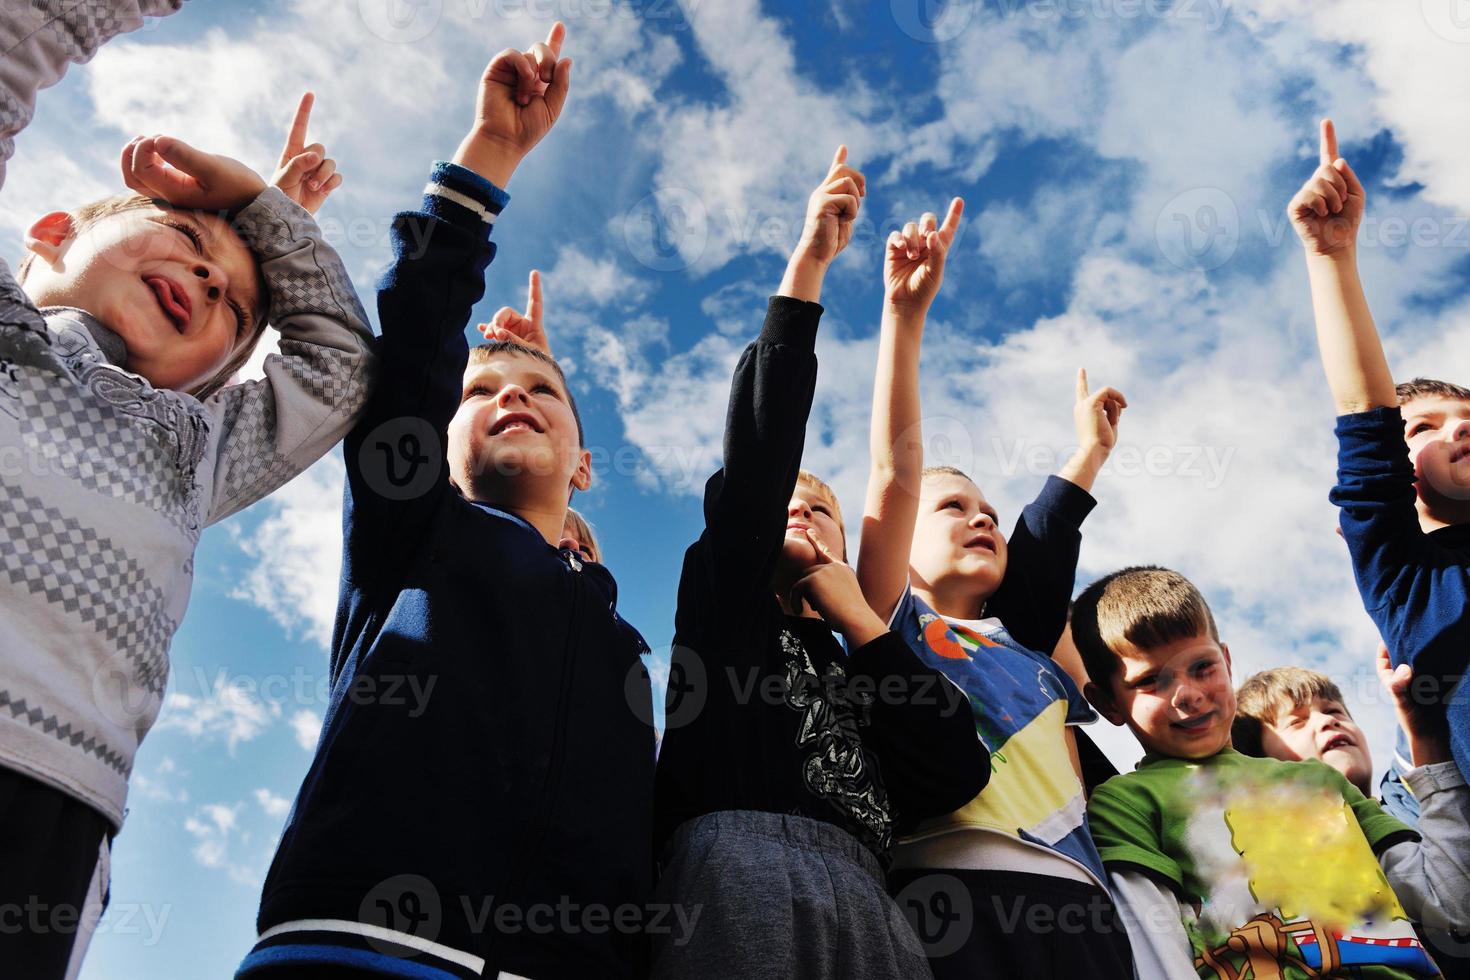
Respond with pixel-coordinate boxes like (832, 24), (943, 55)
(248, 164), (655, 980)
(1331, 407), (1470, 789)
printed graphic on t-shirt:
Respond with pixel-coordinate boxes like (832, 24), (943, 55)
(780, 628), (893, 856)
(894, 589), (1106, 886)
(1175, 765), (1434, 979)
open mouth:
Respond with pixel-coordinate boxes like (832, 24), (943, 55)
(144, 275), (191, 334)
(965, 533), (997, 554)
(489, 413), (542, 436)
(1322, 733), (1355, 753)
(1171, 711), (1216, 733)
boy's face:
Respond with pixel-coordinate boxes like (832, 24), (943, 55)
(1259, 695), (1372, 793)
(908, 473), (1009, 605)
(1403, 395), (1470, 505)
(778, 483), (846, 574)
(1093, 630), (1235, 760)
(449, 352), (590, 504)
(23, 206), (262, 392)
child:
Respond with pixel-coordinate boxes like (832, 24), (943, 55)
(1, 11), (372, 977)
(1075, 566), (1470, 979)
(242, 25), (658, 980)
(856, 204), (1134, 976)
(475, 274), (600, 566)
(651, 149), (989, 980)
(1290, 117), (1470, 810)
(1233, 666), (1375, 796)
(1235, 658), (1470, 979)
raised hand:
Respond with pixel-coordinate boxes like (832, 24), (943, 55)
(1074, 368), (1127, 455)
(121, 135), (267, 213)
(271, 93), (340, 215)
(885, 197), (964, 315)
(1288, 118), (1365, 257)
(796, 145), (866, 267)
(477, 269), (551, 355)
(454, 22), (572, 187)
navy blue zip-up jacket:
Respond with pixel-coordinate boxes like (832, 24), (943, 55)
(246, 164), (655, 980)
(1331, 406), (1470, 790)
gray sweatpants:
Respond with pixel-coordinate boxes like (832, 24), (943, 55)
(650, 810), (933, 980)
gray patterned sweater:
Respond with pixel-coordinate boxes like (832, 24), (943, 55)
(0, 187), (374, 828)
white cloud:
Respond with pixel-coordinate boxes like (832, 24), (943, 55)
(289, 710), (322, 752)
(230, 455), (346, 650)
(254, 788), (291, 819)
(156, 676), (281, 753)
(184, 801), (269, 886)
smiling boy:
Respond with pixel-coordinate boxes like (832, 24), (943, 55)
(1075, 566), (1470, 979)
(1233, 667), (1373, 795)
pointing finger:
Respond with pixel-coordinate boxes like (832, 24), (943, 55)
(937, 196), (964, 245)
(1319, 118), (1338, 168)
(282, 92), (313, 165)
(1077, 367), (1089, 401)
(526, 269), (544, 327)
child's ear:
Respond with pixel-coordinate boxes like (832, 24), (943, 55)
(1085, 680), (1128, 727)
(24, 211), (77, 263)
(1220, 641), (1232, 675)
(571, 447), (592, 493)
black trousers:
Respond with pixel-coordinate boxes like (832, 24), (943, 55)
(0, 766), (111, 979)
(890, 866), (1135, 979)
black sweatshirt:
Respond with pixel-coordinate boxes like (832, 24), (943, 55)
(653, 297), (989, 865)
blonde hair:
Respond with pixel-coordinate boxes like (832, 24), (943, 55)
(1071, 566), (1219, 688)
(795, 470), (846, 559)
(562, 507), (600, 563)
(1232, 666), (1349, 756)
(18, 193), (270, 402)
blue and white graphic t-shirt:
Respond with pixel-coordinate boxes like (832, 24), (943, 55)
(888, 586), (1107, 887)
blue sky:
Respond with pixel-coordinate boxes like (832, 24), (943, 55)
(3, 0), (1470, 976)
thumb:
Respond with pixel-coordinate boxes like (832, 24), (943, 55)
(153, 136), (215, 178)
(544, 57), (572, 123)
(277, 150), (323, 186)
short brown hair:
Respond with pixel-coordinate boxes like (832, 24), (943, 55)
(796, 470), (846, 559)
(1397, 377), (1470, 406)
(1070, 566), (1219, 688)
(1232, 667), (1349, 756)
(468, 341), (583, 447)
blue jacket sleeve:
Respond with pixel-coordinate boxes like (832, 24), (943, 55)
(340, 162), (508, 597)
(1330, 407), (1470, 682)
(986, 475), (1096, 655)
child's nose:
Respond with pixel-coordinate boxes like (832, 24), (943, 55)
(1450, 417), (1470, 443)
(191, 262), (227, 303)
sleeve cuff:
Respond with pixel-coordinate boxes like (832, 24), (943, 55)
(847, 630), (920, 676)
(759, 295), (823, 351)
(1404, 760), (1468, 797)
(421, 161), (509, 235)
(1033, 474), (1098, 526)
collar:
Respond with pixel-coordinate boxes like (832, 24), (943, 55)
(41, 306), (128, 367)
(1137, 745), (1239, 770)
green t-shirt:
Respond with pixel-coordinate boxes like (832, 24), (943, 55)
(1087, 748), (1438, 979)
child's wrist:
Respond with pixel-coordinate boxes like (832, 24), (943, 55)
(452, 132), (522, 189)
(780, 252), (829, 303)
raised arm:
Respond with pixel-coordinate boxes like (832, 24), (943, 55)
(857, 199), (964, 622)
(691, 149), (864, 611)
(1291, 118), (1397, 414)
(343, 25), (570, 575)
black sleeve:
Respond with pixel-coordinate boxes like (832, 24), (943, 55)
(675, 297), (821, 649)
(987, 475), (1096, 655)
(849, 631), (989, 824)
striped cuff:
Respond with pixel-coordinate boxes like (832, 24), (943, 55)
(238, 919), (483, 979)
(421, 161), (509, 235)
